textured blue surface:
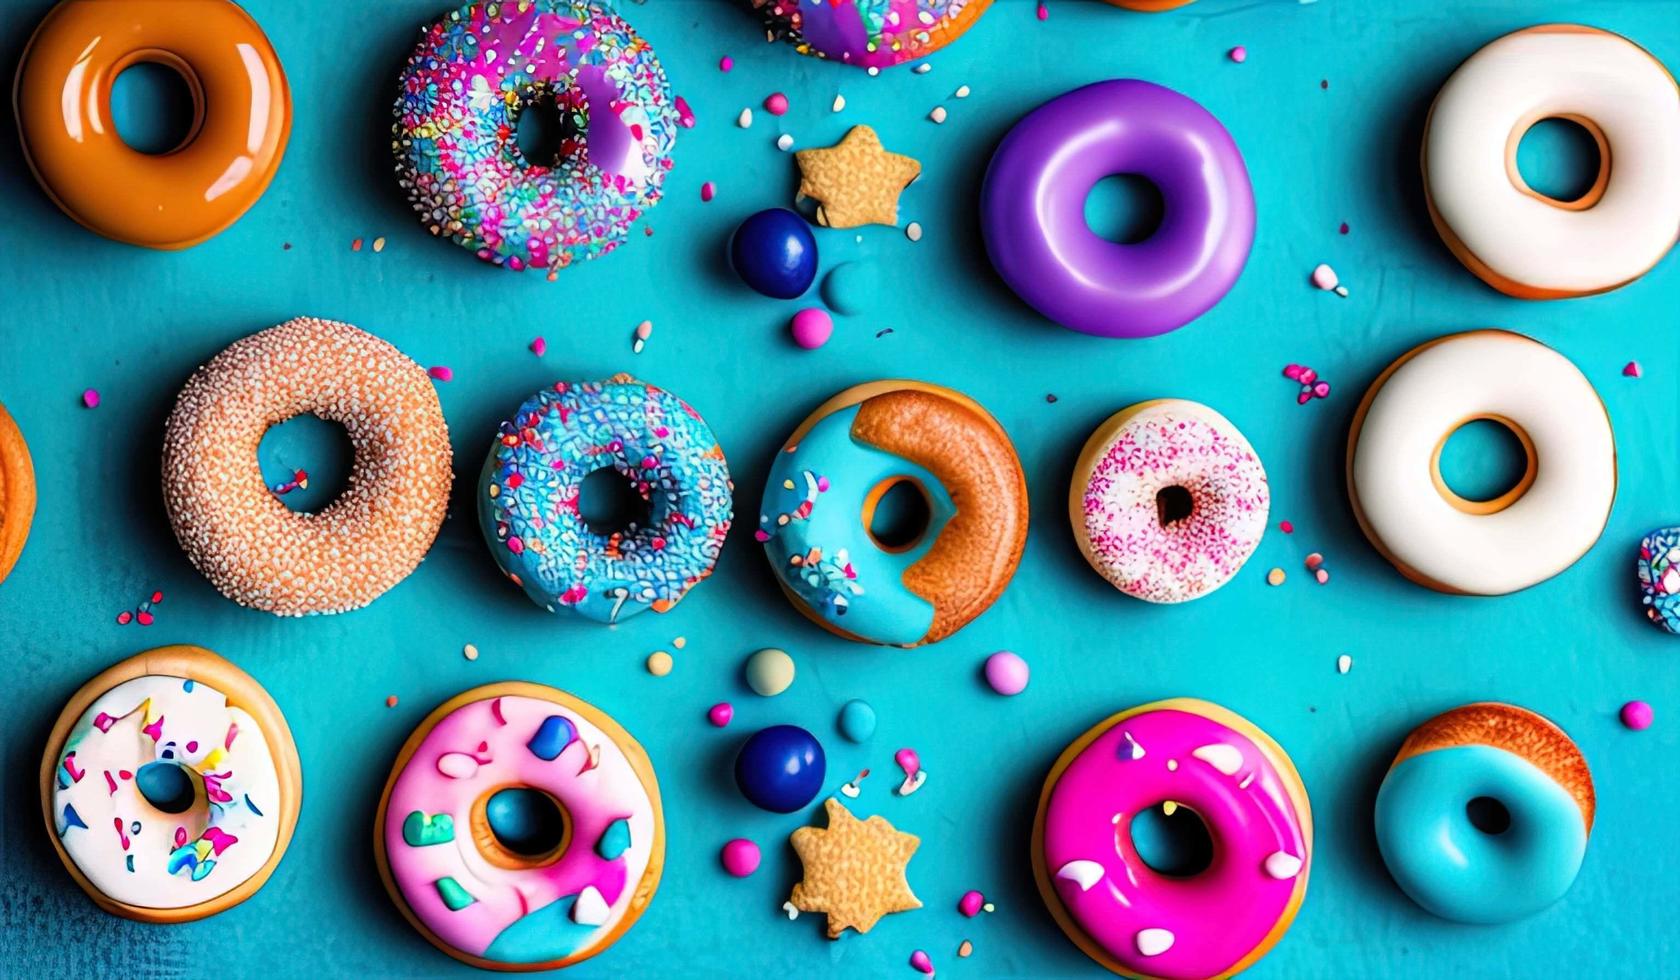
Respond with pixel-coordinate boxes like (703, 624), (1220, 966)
(2, 0), (1678, 976)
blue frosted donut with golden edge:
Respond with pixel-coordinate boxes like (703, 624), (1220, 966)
(478, 375), (732, 623)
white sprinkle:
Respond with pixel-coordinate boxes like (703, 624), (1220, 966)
(929, 105), (948, 124)
(436, 752), (478, 780)
(1121, 731), (1145, 760)
(1310, 262), (1339, 291)
(1335, 285), (1350, 297)
(955, 85), (971, 98)
(905, 222), (923, 242)
(1136, 928), (1175, 957)
(572, 886), (610, 926)
(1056, 860), (1104, 891)
(867, 66), (880, 77)
(832, 94), (846, 112)
(914, 62), (932, 74)
(1166, 759), (1178, 771)
(776, 133), (794, 151)
(463, 643), (479, 661)
(782, 901), (799, 920)
(737, 107), (753, 128)
(1191, 743), (1244, 776)
(1337, 653), (1352, 674)
(1265, 851), (1304, 880)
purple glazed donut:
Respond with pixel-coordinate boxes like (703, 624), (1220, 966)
(981, 80), (1255, 339)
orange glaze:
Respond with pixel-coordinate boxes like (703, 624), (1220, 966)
(13, 0), (290, 249)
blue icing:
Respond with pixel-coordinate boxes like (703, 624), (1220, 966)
(1375, 744), (1588, 924)
(59, 803), (87, 834)
(528, 715), (577, 761)
(477, 377), (733, 624)
(482, 893), (595, 964)
(1637, 526), (1680, 634)
(758, 404), (954, 646)
(596, 817), (631, 860)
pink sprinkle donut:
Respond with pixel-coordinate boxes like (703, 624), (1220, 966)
(1070, 399), (1268, 602)
(1033, 698), (1312, 978)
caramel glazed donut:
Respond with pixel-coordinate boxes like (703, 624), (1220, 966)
(162, 318), (453, 615)
(0, 399), (36, 585)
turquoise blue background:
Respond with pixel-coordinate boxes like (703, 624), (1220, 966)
(3, 0), (1677, 975)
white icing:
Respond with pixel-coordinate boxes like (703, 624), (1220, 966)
(1265, 851), (1304, 880)
(1352, 332), (1614, 594)
(1121, 731), (1145, 760)
(51, 675), (283, 909)
(571, 885), (610, 926)
(1136, 928), (1175, 957)
(1191, 743), (1243, 776)
(1425, 28), (1680, 293)
(1056, 859), (1105, 891)
(436, 752), (479, 779)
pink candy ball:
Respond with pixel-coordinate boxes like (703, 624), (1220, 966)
(764, 92), (789, 116)
(708, 702), (734, 727)
(720, 838), (761, 877)
(789, 308), (833, 350)
(1229, 46), (1248, 63)
(984, 651), (1029, 696)
(1621, 700), (1653, 731)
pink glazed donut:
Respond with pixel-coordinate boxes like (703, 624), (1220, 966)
(1070, 399), (1269, 603)
(376, 684), (663, 971)
(1033, 699), (1312, 979)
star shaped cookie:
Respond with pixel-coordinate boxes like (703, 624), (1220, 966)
(788, 798), (921, 938)
(795, 126), (921, 229)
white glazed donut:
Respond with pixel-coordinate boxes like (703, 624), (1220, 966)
(1423, 25), (1680, 298)
(1070, 399), (1269, 603)
(1347, 331), (1615, 595)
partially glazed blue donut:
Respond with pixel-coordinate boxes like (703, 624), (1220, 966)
(1374, 704), (1593, 924)
(478, 375), (732, 622)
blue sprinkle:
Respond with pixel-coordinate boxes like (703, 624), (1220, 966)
(244, 793), (264, 817)
(182, 679), (195, 692)
(61, 803), (88, 833)
(126, 855), (135, 873)
(527, 715), (577, 761)
(596, 817), (632, 860)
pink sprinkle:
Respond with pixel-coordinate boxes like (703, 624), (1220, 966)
(1228, 46), (1247, 63)
(958, 890), (986, 917)
(1310, 263), (1339, 291)
(708, 702), (734, 727)
(719, 55), (734, 72)
(1621, 700), (1653, 730)
(720, 838), (761, 877)
(81, 388), (100, 409)
(700, 181), (716, 202)
(1623, 361), (1642, 378)
(136, 610), (154, 626)
(1305, 553), (1324, 571)
(895, 747), (920, 778)
(1339, 222), (1350, 235)
(1315, 568), (1330, 585)
(116, 611), (133, 625)
(910, 950), (934, 976)
(675, 95), (696, 128)
(789, 308), (833, 350)
(1280, 520), (1294, 534)
(151, 591), (163, 603)
(530, 337), (547, 357)
(427, 366), (454, 382)
(1036, 1), (1048, 20)
(764, 92), (789, 116)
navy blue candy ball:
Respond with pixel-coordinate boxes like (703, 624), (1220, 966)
(729, 208), (817, 299)
(734, 724), (826, 813)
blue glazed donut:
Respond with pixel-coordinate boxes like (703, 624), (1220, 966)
(1374, 703), (1593, 924)
(478, 375), (732, 622)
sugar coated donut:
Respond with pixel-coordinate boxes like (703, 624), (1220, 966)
(1347, 330), (1615, 595)
(162, 317), (453, 615)
(375, 682), (663, 970)
(982, 80), (1254, 338)
(1375, 703), (1593, 924)
(394, 1), (677, 276)
(746, 0), (991, 70)
(479, 375), (732, 623)
(0, 400), (36, 586)
(14, 0), (290, 248)
(1071, 399), (1268, 603)
(1423, 25), (1680, 298)
(756, 381), (1027, 647)
(1033, 698), (1311, 979)
(41, 645), (301, 922)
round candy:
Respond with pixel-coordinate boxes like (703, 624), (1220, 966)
(789, 308), (834, 350)
(744, 648), (796, 697)
(1620, 700), (1653, 731)
(734, 724), (826, 813)
(983, 651), (1029, 696)
(720, 838), (762, 877)
(729, 208), (818, 299)
(708, 702), (734, 727)
(838, 699), (876, 742)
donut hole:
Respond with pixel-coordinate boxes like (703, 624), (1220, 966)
(475, 786), (572, 868)
(515, 84), (586, 169)
(136, 760), (197, 814)
(1084, 174), (1166, 245)
(110, 58), (202, 156)
(1128, 801), (1214, 877)
(1466, 795), (1512, 835)
(580, 467), (652, 536)
(1514, 117), (1605, 207)
(864, 477), (932, 553)
(258, 415), (354, 514)
(1433, 417), (1534, 512)
(1155, 485), (1195, 527)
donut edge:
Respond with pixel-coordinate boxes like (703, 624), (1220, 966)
(0, 399), (37, 585)
(372, 681), (666, 972)
(1344, 328), (1617, 595)
(37, 644), (303, 923)
(1030, 697), (1313, 979)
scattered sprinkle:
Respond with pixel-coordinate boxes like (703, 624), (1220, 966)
(282, 242), (292, 250)
(958, 890), (990, 917)
(910, 950), (934, 975)
(1624, 361), (1642, 378)
(675, 95), (696, 128)
(895, 747), (927, 796)
(906, 222), (923, 242)
(1339, 222), (1350, 235)
(1310, 263), (1340, 292)
(721, 838), (762, 877)
(954, 85), (971, 99)
(840, 768), (871, 797)
(764, 92), (789, 116)
(1621, 700), (1653, 730)
(427, 366), (453, 382)
(1037, 1), (1048, 20)
(351, 237), (363, 252)
(1280, 520), (1294, 534)
(1337, 654), (1352, 674)
(116, 611), (132, 625)
(700, 181), (716, 202)
(1320, 79), (1329, 90)
(1229, 46), (1248, 63)
(632, 320), (653, 354)
(1283, 363), (1331, 404)
(737, 107), (753, 128)
(719, 55), (733, 72)
(386, 695), (398, 708)
(1315, 568), (1330, 585)
(875, 327), (895, 339)
(114, 590), (163, 627)
(913, 63), (932, 75)
(463, 643), (479, 661)
(1305, 553), (1324, 571)
(929, 106), (948, 124)
(707, 702), (734, 727)
(776, 134), (794, 152)
(958, 941), (973, 958)
(832, 94), (846, 112)
(868, 65), (880, 76)
(270, 469), (308, 496)
(983, 651), (1029, 696)
(673, 636), (687, 650)
(1267, 567), (1286, 586)
(81, 388), (100, 409)
(529, 336), (547, 357)
(646, 650), (673, 676)
(782, 901), (799, 920)
(1046, 393), (1058, 403)
(372, 236), (386, 253)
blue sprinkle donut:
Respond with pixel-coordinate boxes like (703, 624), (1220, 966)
(478, 375), (732, 623)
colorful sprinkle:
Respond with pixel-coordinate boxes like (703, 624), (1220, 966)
(632, 319), (653, 354)
(895, 747), (927, 796)
(776, 133), (795, 152)
(647, 650), (673, 676)
(1280, 520), (1294, 534)
(913, 63), (932, 75)
(700, 181), (716, 202)
(708, 702), (734, 727)
(790, 308), (834, 350)
(929, 106), (948, 124)
(434, 876), (475, 911)
(1283, 363), (1331, 404)
(372, 236), (387, 253)
(737, 107), (753, 128)
(719, 55), (733, 72)
(832, 94), (846, 112)
(1267, 568), (1286, 586)
(720, 838), (761, 877)
(528, 715), (577, 760)
(958, 890), (989, 917)
(1229, 46), (1248, 63)
(1624, 361), (1642, 378)
(1621, 700), (1653, 730)
(955, 85), (971, 99)
(596, 817), (632, 860)
(427, 366), (454, 382)
(906, 222), (923, 242)
(675, 95), (695, 128)
(1337, 654), (1352, 674)
(764, 92), (789, 116)
(386, 695), (399, 708)
(840, 768), (870, 797)
(958, 940), (973, 958)
(463, 643), (479, 661)
(983, 651), (1029, 696)
(81, 388), (100, 409)
(910, 950), (934, 975)
(1036, 1), (1048, 20)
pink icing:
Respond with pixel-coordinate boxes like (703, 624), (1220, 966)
(383, 694), (656, 959)
(1078, 403), (1268, 602)
(1040, 706), (1309, 979)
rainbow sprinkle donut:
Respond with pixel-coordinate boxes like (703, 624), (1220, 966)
(393, 0), (678, 276)
(747, 0), (992, 70)
(478, 375), (732, 623)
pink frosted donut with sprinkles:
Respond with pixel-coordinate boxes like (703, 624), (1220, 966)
(747, 0), (993, 70)
(1070, 399), (1269, 603)
(393, 0), (678, 276)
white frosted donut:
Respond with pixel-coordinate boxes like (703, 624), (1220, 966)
(1070, 399), (1269, 603)
(1348, 331), (1615, 595)
(1424, 25), (1680, 298)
